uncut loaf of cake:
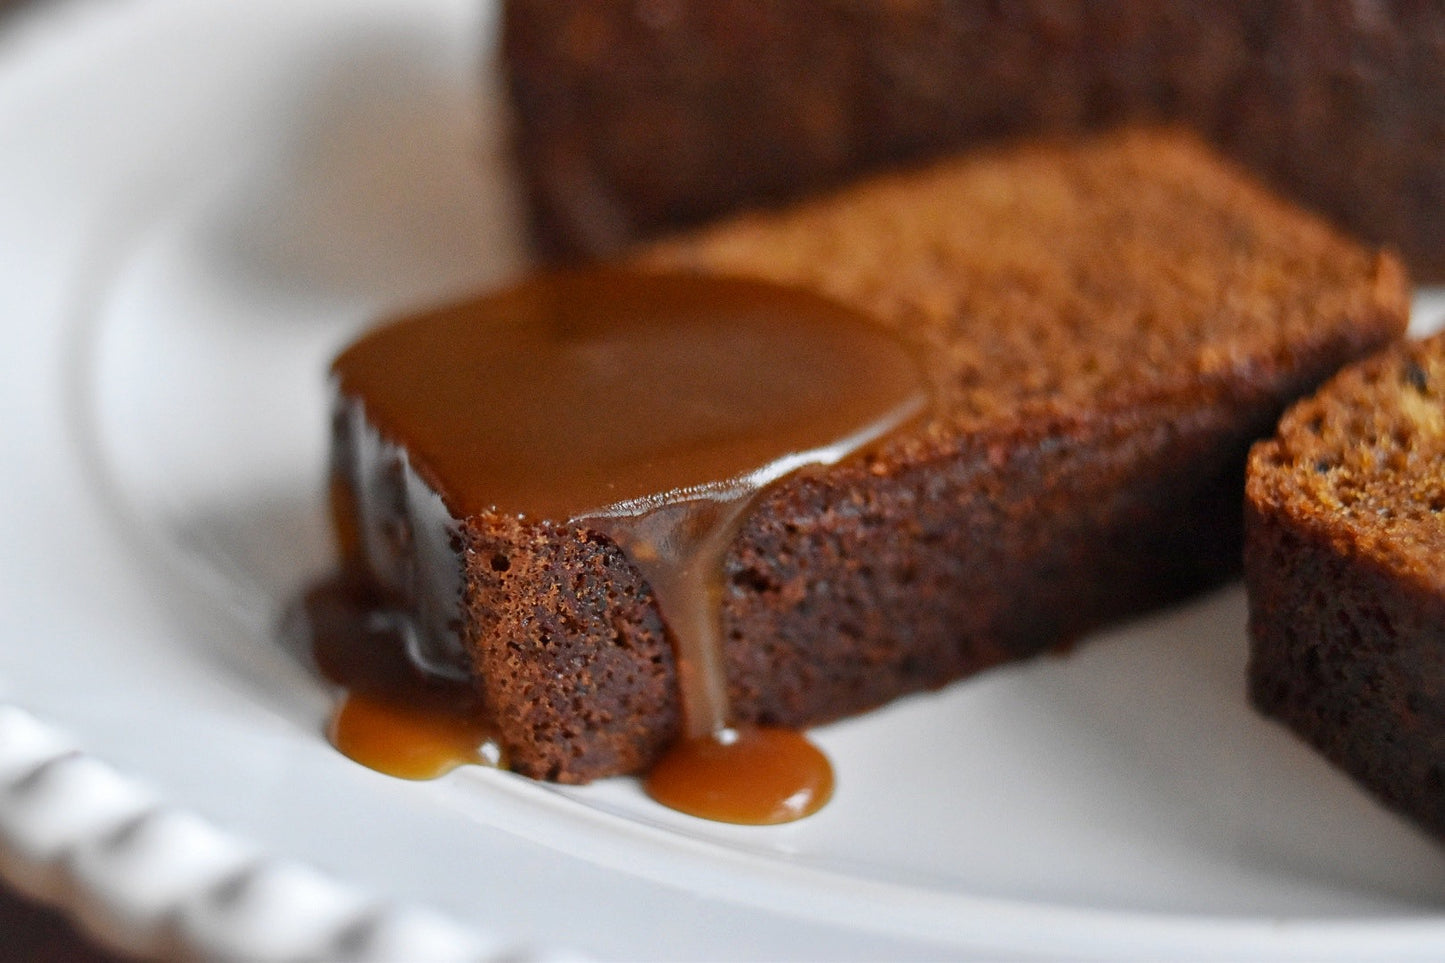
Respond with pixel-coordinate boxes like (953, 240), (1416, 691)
(1247, 331), (1445, 837)
(332, 129), (1407, 783)
(504, 0), (1445, 280)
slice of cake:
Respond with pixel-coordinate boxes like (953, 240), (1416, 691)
(503, 0), (1445, 280)
(1247, 331), (1445, 837)
(323, 129), (1407, 785)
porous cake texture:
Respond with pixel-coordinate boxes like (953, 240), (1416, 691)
(1247, 332), (1445, 837)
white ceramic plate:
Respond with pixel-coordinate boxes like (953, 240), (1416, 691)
(3, 1), (1445, 959)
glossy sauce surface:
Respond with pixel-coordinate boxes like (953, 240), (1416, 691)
(325, 268), (927, 821)
(333, 269), (926, 520)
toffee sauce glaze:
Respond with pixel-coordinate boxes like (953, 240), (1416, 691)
(308, 268), (928, 824)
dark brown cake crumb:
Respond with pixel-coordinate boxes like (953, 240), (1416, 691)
(1247, 332), (1445, 837)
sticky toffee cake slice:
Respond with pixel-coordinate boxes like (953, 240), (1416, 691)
(318, 129), (1408, 789)
(1247, 332), (1445, 837)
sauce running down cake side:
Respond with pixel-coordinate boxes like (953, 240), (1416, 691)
(308, 267), (929, 823)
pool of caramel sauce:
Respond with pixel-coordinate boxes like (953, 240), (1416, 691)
(310, 268), (926, 823)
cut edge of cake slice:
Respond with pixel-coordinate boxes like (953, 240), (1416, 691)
(1246, 331), (1445, 837)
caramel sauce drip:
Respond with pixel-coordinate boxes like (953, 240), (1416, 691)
(644, 728), (834, 825)
(306, 579), (506, 780)
(323, 268), (927, 822)
(330, 692), (503, 781)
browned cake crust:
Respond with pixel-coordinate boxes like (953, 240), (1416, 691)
(345, 130), (1404, 783)
(1246, 332), (1445, 837)
(503, 0), (1445, 281)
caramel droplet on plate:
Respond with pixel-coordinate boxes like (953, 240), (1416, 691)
(644, 727), (834, 825)
(329, 691), (504, 781)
